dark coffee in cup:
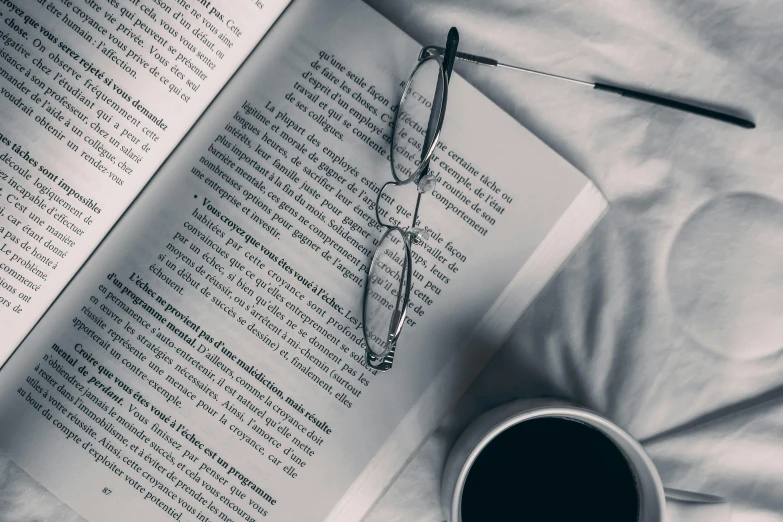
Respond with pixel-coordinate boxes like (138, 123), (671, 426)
(460, 417), (640, 521)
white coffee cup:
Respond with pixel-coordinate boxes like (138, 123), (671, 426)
(441, 399), (729, 522)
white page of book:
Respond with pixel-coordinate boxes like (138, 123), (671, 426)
(0, 0), (291, 357)
(0, 0), (596, 520)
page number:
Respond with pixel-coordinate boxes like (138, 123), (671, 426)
(102, 487), (112, 495)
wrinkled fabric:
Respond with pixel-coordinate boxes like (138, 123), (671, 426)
(362, 0), (783, 521)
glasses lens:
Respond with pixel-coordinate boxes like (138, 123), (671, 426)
(363, 229), (411, 359)
(391, 57), (446, 182)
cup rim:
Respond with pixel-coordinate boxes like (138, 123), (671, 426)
(449, 404), (666, 522)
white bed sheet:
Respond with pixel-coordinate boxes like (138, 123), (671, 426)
(2, 1), (782, 521)
(362, 0), (783, 521)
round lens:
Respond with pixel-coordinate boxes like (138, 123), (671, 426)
(391, 56), (448, 183)
(363, 228), (411, 360)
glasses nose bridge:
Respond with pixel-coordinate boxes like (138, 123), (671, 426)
(374, 180), (397, 227)
(361, 29), (461, 373)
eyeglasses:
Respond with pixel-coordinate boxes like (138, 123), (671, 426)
(361, 29), (460, 372)
(362, 27), (754, 373)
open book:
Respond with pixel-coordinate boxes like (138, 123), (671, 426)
(0, 0), (606, 520)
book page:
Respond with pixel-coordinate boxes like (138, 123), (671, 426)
(0, 0), (597, 520)
(0, 0), (291, 357)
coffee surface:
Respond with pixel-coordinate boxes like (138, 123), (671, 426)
(461, 417), (640, 521)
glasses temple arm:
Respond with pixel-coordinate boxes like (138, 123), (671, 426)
(413, 28), (460, 203)
(407, 192), (423, 231)
(421, 45), (498, 67)
(420, 30), (458, 160)
(420, 46), (754, 129)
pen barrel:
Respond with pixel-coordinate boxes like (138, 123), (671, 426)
(593, 82), (755, 129)
(454, 50), (497, 67)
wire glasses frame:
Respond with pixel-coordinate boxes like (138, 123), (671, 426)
(361, 29), (460, 372)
